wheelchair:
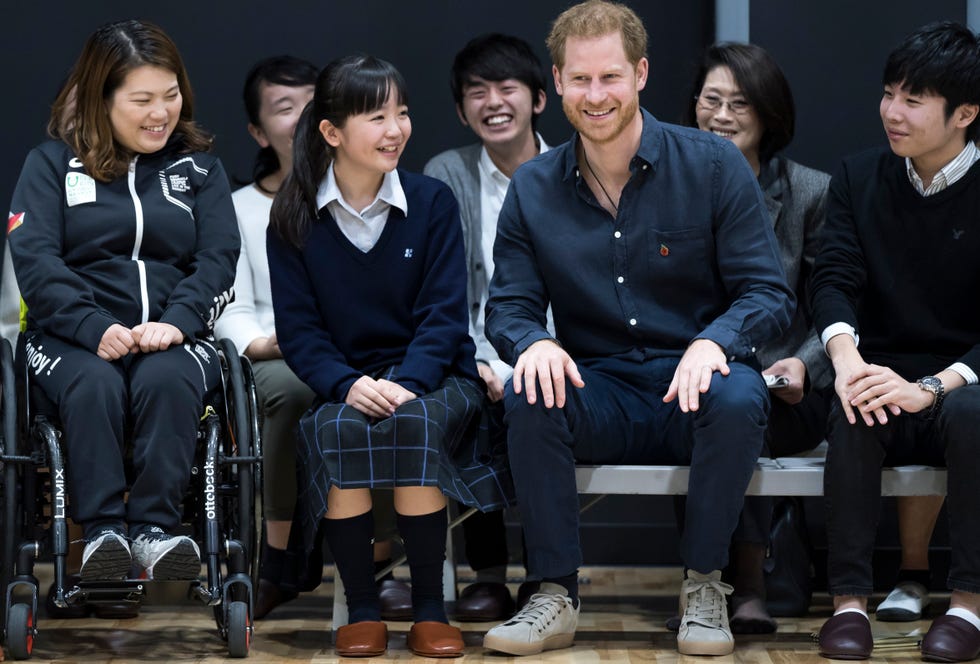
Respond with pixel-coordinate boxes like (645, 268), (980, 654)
(0, 335), (262, 659)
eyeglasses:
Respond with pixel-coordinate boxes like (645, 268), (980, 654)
(695, 94), (752, 115)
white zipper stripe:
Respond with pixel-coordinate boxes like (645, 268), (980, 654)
(126, 155), (150, 324)
(182, 342), (207, 389)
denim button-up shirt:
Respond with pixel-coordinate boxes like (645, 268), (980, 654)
(486, 109), (794, 365)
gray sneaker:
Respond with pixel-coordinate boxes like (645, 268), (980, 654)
(80, 530), (132, 580)
(677, 569), (735, 656)
(131, 527), (201, 580)
(483, 582), (578, 656)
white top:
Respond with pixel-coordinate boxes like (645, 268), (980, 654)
(822, 141), (980, 384)
(214, 184), (275, 353)
(316, 164), (408, 253)
(475, 137), (550, 381)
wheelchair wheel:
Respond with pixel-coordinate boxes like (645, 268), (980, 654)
(226, 600), (250, 658)
(6, 602), (35, 660)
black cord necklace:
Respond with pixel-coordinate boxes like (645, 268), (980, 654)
(582, 148), (619, 214)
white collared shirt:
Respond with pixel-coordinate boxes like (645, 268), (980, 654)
(316, 164), (408, 253)
(907, 141), (980, 196)
(475, 135), (550, 380)
(821, 141), (980, 384)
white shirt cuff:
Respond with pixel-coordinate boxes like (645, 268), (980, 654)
(821, 322), (858, 353)
(947, 362), (978, 385)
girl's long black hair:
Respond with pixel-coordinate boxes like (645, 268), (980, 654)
(270, 54), (408, 248)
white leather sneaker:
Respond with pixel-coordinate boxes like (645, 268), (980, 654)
(677, 569), (735, 656)
(483, 582), (578, 656)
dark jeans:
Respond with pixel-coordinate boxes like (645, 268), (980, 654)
(736, 384), (832, 545)
(504, 353), (768, 579)
(824, 385), (980, 595)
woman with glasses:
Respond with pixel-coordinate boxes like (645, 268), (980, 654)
(683, 42), (832, 633)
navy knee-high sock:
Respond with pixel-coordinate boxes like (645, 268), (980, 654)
(322, 511), (380, 623)
(397, 508), (448, 623)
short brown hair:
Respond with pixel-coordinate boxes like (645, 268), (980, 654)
(546, 0), (648, 71)
(48, 19), (212, 182)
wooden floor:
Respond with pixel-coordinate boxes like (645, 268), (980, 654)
(8, 565), (937, 663)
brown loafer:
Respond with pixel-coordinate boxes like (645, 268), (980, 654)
(335, 620), (388, 657)
(921, 614), (980, 662)
(378, 578), (413, 621)
(407, 621), (465, 658)
(455, 582), (515, 621)
(817, 612), (872, 660)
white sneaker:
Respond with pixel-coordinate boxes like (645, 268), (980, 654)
(80, 530), (132, 580)
(483, 582), (579, 656)
(677, 570), (735, 656)
(131, 527), (201, 580)
(875, 581), (930, 621)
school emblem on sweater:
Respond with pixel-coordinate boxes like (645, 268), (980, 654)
(7, 211), (25, 234)
(404, 248), (414, 258)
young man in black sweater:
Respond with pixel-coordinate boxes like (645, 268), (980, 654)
(812, 21), (980, 662)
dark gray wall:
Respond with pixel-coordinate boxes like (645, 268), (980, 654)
(751, 0), (967, 175)
(2, 0), (711, 211)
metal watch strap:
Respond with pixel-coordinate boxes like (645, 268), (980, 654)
(916, 376), (945, 419)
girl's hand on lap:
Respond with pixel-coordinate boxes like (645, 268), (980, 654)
(97, 323), (138, 361)
(376, 379), (417, 408)
(346, 376), (397, 418)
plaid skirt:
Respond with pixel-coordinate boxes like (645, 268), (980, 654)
(295, 372), (514, 553)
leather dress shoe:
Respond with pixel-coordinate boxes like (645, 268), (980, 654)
(254, 578), (298, 620)
(335, 620), (387, 657)
(378, 578), (413, 621)
(455, 582), (515, 621)
(921, 614), (980, 662)
(407, 621), (465, 658)
(817, 612), (873, 660)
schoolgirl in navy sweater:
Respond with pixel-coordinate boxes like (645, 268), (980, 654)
(267, 55), (509, 658)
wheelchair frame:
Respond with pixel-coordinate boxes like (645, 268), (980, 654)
(0, 337), (262, 659)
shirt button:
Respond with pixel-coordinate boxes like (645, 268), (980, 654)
(751, 346), (756, 353)
(629, 318), (637, 326)
(614, 231), (622, 238)
(642, 164), (649, 170)
(617, 276), (624, 283)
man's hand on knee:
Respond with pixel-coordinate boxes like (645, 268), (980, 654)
(513, 339), (584, 408)
(663, 338), (729, 413)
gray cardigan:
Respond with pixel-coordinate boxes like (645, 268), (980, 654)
(756, 157), (832, 389)
(424, 144), (499, 367)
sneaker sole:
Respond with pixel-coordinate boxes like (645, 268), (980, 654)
(875, 606), (926, 622)
(146, 541), (201, 580)
(483, 632), (574, 656)
(80, 540), (131, 581)
(677, 638), (735, 656)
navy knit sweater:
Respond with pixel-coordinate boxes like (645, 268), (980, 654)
(811, 146), (980, 379)
(268, 169), (479, 402)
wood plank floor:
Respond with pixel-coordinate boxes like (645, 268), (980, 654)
(9, 565), (936, 663)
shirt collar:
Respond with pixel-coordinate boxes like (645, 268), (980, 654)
(905, 141), (980, 194)
(479, 132), (551, 181)
(561, 108), (661, 181)
(316, 164), (409, 216)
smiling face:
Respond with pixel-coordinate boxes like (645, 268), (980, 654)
(553, 31), (647, 146)
(457, 76), (545, 150)
(107, 64), (182, 154)
(320, 88), (412, 179)
(880, 82), (976, 177)
(695, 65), (763, 170)
(249, 81), (315, 172)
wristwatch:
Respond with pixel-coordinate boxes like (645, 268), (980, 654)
(916, 376), (945, 419)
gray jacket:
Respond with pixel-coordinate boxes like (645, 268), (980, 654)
(756, 157), (832, 389)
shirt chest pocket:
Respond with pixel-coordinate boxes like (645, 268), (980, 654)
(647, 227), (709, 273)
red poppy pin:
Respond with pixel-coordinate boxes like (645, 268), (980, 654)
(659, 243), (669, 257)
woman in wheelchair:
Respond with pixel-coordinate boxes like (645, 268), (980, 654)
(7, 20), (239, 582)
(266, 55), (511, 658)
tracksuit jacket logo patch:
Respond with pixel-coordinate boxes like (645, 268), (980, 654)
(7, 211), (24, 234)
